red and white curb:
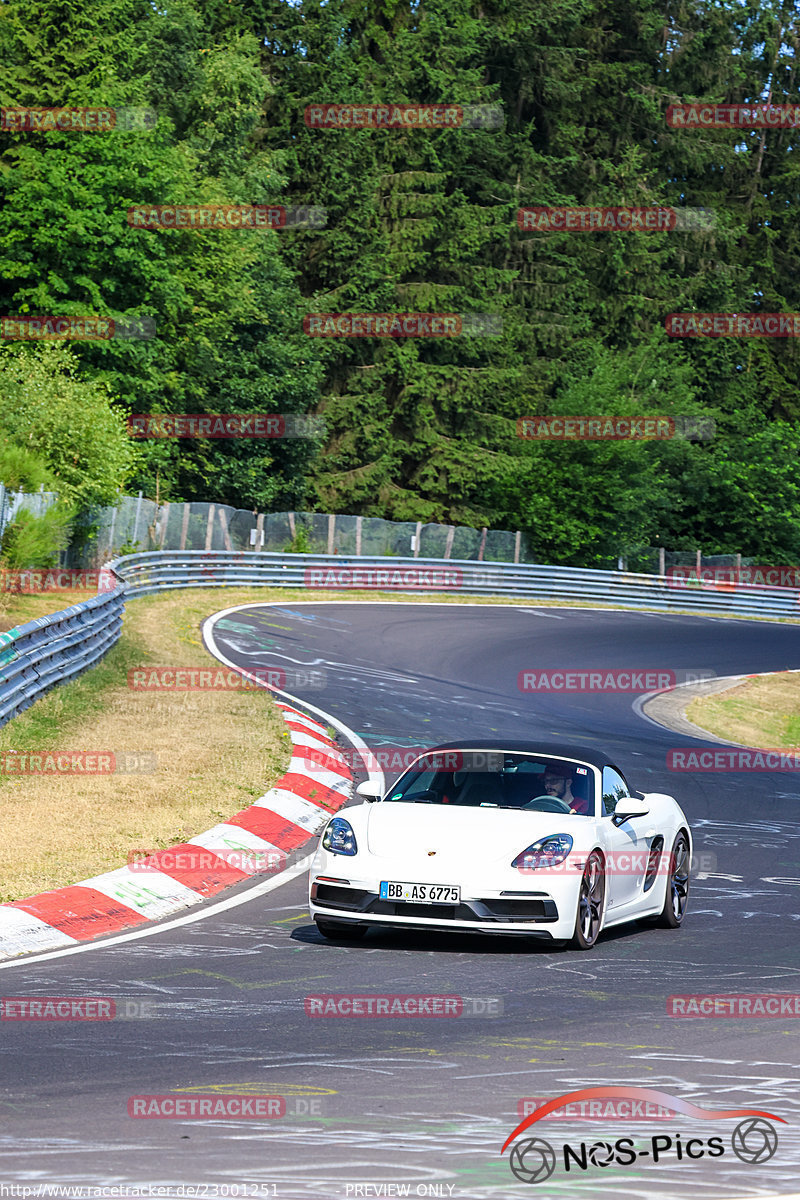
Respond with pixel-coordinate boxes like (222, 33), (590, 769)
(0, 702), (352, 962)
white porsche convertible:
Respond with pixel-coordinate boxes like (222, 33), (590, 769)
(309, 742), (691, 950)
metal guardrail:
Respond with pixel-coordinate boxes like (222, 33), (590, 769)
(0, 566), (125, 727)
(0, 550), (797, 729)
(108, 550), (800, 621)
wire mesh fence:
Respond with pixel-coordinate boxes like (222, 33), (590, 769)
(60, 495), (529, 567)
(0, 486), (60, 542)
(0, 487), (777, 575)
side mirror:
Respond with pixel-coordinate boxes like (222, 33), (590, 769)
(356, 780), (383, 802)
(612, 796), (650, 825)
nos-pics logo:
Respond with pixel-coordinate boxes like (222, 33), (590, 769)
(503, 1087), (783, 1183)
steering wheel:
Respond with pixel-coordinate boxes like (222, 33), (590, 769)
(522, 794), (573, 814)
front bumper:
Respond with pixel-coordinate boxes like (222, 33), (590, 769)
(309, 877), (575, 939)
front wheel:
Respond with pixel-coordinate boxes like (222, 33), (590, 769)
(570, 851), (605, 950)
(658, 832), (690, 928)
(315, 918), (367, 941)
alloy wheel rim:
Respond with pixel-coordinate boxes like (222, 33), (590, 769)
(670, 837), (690, 920)
(579, 855), (604, 943)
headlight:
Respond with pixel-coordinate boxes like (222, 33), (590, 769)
(512, 833), (573, 870)
(322, 817), (358, 856)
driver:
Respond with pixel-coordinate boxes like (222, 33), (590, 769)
(542, 765), (588, 814)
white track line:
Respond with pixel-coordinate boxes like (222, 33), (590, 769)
(203, 602), (384, 793)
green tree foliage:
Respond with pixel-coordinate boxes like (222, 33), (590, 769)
(0, 345), (138, 506)
(1, 0), (799, 560)
(0, 506), (72, 570)
(0, 0), (322, 512)
(0, 441), (56, 493)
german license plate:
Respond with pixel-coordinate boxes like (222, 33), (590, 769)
(380, 881), (460, 903)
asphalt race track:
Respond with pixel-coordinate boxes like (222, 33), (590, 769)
(2, 601), (800, 1199)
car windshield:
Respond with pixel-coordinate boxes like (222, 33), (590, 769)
(384, 751), (595, 814)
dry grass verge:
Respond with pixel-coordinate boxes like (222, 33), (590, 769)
(686, 671), (800, 749)
(0, 588), (102, 634)
(0, 588), (292, 901)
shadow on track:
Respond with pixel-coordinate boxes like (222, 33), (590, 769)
(291, 919), (660, 955)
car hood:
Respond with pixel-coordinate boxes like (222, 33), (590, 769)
(364, 801), (583, 863)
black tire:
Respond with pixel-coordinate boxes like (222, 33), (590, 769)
(658, 832), (690, 928)
(570, 851), (605, 950)
(315, 918), (367, 941)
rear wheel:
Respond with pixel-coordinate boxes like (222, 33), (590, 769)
(570, 851), (605, 950)
(315, 918), (367, 941)
(658, 832), (690, 928)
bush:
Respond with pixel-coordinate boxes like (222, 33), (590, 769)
(0, 442), (56, 493)
(284, 525), (312, 553)
(0, 507), (73, 570)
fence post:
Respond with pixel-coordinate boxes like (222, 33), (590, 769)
(514, 531), (521, 564)
(288, 511), (296, 541)
(444, 526), (455, 560)
(132, 490), (143, 547)
(658, 547), (665, 576)
(180, 503), (190, 550)
(327, 514), (335, 555)
(218, 507), (232, 551)
(696, 548), (701, 576)
(735, 553), (742, 572)
(107, 503), (118, 558)
(0, 482), (5, 544)
(205, 505), (215, 551)
(355, 516), (362, 556)
(256, 512), (264, 553)
(414, 521), (422, 558)
(159, 503), (170, 549)
(478, 527), (487, 562)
